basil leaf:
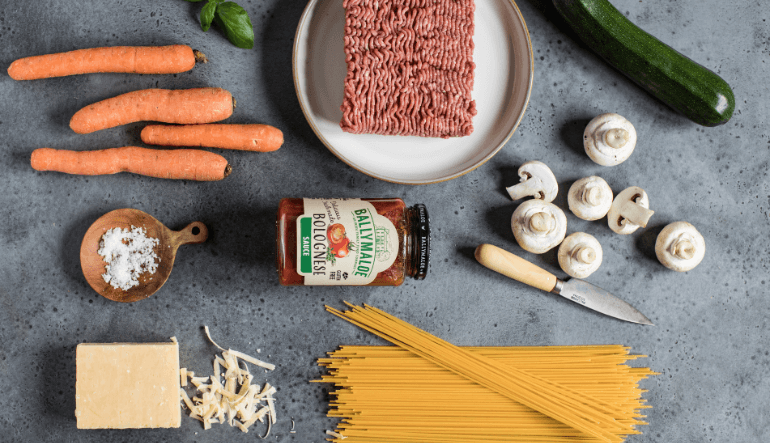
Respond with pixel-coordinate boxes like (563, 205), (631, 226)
(214, 2), (254, 49)
(200, 1), (217, 32)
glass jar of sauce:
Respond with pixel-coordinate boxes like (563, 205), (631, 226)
(276, 198), (429, 286)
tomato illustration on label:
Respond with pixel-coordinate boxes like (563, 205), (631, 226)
(328, 223), (346, 245)
(327, 223), (357, 263)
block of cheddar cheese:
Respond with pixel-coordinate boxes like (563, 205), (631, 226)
(75, 341), (181, 429)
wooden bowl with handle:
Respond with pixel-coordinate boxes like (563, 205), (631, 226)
(80, 208), (208, 303)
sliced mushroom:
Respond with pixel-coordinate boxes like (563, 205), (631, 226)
(655, 221), (705, 272)
(607, 186), (654, 235)
(558, 232), (603, 278)
(584, 113), (637, 166)
(506, 161), (558, 203)
(511, 200), (567, 254)
(568, 176), (613, 221)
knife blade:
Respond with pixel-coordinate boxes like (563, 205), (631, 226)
(475, 244), (653, 325)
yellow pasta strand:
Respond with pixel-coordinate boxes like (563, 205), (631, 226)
(319, 303), (656, 443)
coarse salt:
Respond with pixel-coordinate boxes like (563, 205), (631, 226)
(98, 226), (159, 290)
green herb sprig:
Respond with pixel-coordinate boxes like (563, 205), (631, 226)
(185, 0), (254, 49)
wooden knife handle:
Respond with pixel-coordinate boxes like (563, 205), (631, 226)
(474, 244), (558, 292)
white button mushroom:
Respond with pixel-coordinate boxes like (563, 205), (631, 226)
(506, 161), (559, 203)
(511, 200), (567, 254)
(584, 113), (637, 166)
(655, 221), (705, 272)
(607, 186), (654, 235)
(567, 176), (613, 221)
(558, 232), (603, 278)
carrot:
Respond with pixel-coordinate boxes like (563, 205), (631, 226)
(8, 45), (206, 80)
(141, 124), (283, 152)
(31, 147), (231, 181)
(70, 88), (234, 134)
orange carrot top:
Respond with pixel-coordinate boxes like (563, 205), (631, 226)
(69, 88), (234, 134)
(8, 45), (204, 80)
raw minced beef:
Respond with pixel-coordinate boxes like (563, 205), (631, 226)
(340, 0), (477, 138)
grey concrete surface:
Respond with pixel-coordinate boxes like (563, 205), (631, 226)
(0, 0), (767, 441)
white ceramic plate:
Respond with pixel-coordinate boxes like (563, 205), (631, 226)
(293, 0), (533, 185)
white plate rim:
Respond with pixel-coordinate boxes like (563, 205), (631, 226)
(292, 0), (534, 185)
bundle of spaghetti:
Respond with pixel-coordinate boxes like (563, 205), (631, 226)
(316, 346), (654, 442)
(322, 303), (656, 443)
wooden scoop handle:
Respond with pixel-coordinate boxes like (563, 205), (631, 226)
(169, 222), (209, 248)
(474, 244), (558, 293)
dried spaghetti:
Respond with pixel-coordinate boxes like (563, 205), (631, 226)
(319, 303), (656, 442)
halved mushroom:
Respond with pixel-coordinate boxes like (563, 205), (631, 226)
(568, 176), (613, 221)
(655, 221), (705, 272)
(511, 200), (567, 254)
(506, 161), (558, 203)
(558, 232), (603, 278)
(608, 186), (654, 235)
(584, 113), (637, 166)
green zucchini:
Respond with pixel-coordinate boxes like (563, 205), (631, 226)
(553, 0), (735, 126)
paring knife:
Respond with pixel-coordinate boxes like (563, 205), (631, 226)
(474, 244), (653, 325)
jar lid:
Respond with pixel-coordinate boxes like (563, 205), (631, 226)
(411, 204), (430, 280)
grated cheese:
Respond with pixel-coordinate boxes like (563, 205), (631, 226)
(255, 405), (269, 423)
(204, 326), (226, 351)
(217, 387), (238, 401)
(180, 388), (195, 411)
(228, 349), (276, 371)
(260, 419), (272, 439)
(254, 384), (276, 403)
(190, 376), (209, 387)
(98, 225), (159, 290)
(235, 420), (249, 433)
(266, 394), (277, 424)
(180, 326), (277, 435)
(213, 357), (222, 382)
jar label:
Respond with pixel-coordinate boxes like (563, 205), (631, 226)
(297, 198), (399, 285)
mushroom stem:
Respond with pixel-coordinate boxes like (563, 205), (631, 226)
(655, 222), (705, 272)
(529, 212), (554, 233)
(672, 239), (696, 260)
(558, 232), (603, 278)
(619, 200), (655, 228)
(507, 175), (542, 201)
(582, 186), (604, 207)
(572, 246), (596, 264)
(602, 128), (630, 149)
